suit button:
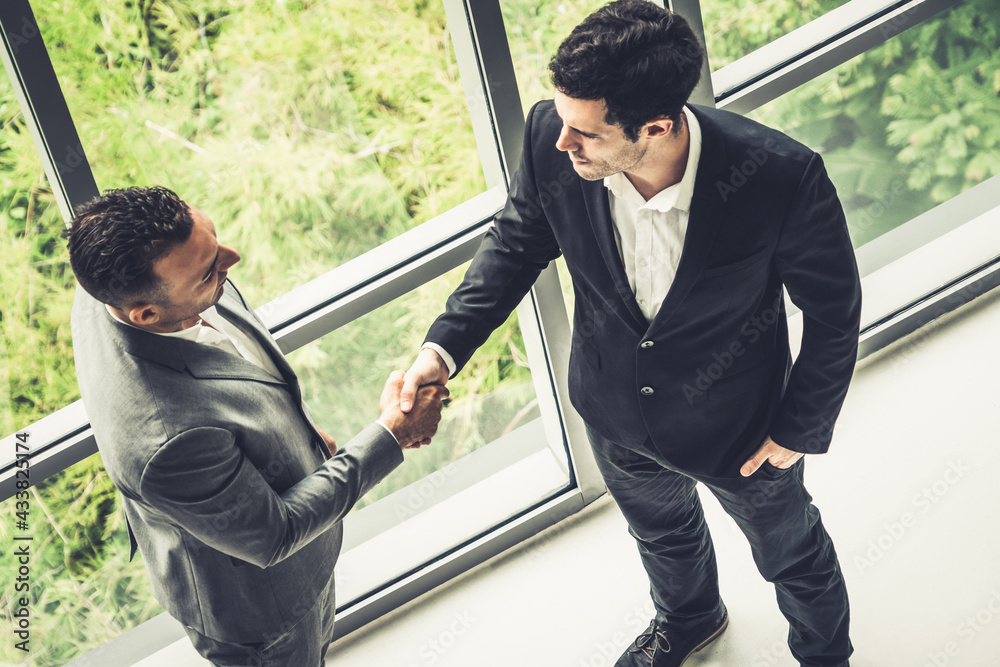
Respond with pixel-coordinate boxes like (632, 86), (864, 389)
(640, 386), (654, 395)
(640, 341), (654, 349)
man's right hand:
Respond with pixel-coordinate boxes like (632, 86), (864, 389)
(380, 370), (449, 448)
(400, 347), (450, 413)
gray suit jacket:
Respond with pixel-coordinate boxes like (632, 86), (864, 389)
(71, 281), (402, 643)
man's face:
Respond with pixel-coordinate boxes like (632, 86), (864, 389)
(553, 90), (647, 181)
(145, 205), (241, 330)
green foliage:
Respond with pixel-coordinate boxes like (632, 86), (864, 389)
(701, 0), (849, 68)
(745, 0), (1000, 245)
(1, 0), (521, 664)
(0, 97), (77, 438)
(2, 0), (999, 664)
(501, 0), (610, 110)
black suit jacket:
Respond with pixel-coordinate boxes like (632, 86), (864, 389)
(427, 101), (861, 477)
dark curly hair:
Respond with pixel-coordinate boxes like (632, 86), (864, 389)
(66, 186), (194, 309)
(549, 0), (704, 141)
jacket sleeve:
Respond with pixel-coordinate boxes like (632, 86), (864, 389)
(769, 153), (862, 454)
(424, 101), (563, 374)
(138, 422), (402, 568)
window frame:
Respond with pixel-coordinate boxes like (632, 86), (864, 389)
(2, 0), (998, 662)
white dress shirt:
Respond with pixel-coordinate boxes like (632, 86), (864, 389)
(107, 304), (283, 379)
(425, 106), (702, 374)
(107, 302), (399, 442)
(605, 105), (701, 322)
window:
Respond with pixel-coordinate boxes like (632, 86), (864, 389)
(284, 261), (549, 514)
(2, 0), (591, 659)
(500, 0), (610, 114)
(319, 270), (572, 604)
(5, 0), (999, 662)
(0, 74), (76, 439)
(746, 0), (1000, 247)
(0, 453), (161, 665)
(40, 0), (486, 307)
(703, 0), (853, 70)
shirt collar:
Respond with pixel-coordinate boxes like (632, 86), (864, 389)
(603, 105), (702, 214)
(105, 303), (221, 343)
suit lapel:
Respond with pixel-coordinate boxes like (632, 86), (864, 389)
(580, 179), (648, 334)
(212, 285), (300, 390)
(649, 106), (730, 330)
(109, 284), (292, 389)
(179, 344), (287, 386)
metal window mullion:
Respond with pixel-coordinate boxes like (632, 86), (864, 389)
(516, 266), (606, 503)
(262, 188), (507, 339)
(0, 210), (501, 499)
(714, 0), (962, 115)
(448, 0), (606, 500)
(855, 173), (1000, 279)
(667, 0), (716, 108)
(462, 0), (527, 182)
(713, 0), (906, 98)
(71, 488), (590, 666)
(859, 255), (1000, 359)
(443, 0), (525, 190)
(0, 0), (98, 221)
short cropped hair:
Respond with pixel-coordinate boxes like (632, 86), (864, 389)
(549, 0), (704, 141)
(66, 186), (194, 309)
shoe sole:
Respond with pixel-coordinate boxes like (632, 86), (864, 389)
(679, 610), (729, 666)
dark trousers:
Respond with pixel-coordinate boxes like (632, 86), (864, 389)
(183, 570), (337, 667)
(586, 424), (852, 667)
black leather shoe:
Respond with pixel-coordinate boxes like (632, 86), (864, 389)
(614, 604), (729, 667)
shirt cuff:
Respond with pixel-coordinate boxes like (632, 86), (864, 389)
(421, 342), (456, 377)
(375, 420), (399, 445)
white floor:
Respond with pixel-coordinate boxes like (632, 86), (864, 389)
(136, 288), (1000, 667)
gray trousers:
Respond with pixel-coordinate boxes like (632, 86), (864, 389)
(184, 570), (337, 667)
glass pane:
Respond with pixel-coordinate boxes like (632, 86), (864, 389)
(747, 0), (1000, 246)
(0, 452), (161, 666)
(38, 0), (486, 308)
(0, 76), (78, 438)
(501, 0), (611, 114)
(285, 263), (571, 604)
(703, 0), (852, 70)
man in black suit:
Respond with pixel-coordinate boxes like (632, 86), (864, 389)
(401, 2), (860, 665)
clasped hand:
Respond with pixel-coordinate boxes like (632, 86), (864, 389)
(379, 368), (449, 449)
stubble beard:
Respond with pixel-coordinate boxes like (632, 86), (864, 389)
(569, 142), (647, 182)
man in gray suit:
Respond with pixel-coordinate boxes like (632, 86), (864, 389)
(68, 186), (448, 666)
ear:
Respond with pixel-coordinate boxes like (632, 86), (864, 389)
(127, 303), (163, 327)
(643, 116), (675, 139)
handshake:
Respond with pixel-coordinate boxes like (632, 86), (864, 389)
(377, 348), (452, 449)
